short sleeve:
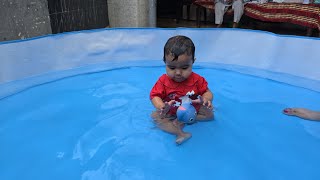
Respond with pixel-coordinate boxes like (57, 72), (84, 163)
(150, 78), (165, 100)
(197, 76), (209, 95)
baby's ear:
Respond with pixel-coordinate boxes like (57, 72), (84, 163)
(193, 57), (196, 63)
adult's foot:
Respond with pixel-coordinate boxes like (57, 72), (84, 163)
(216, 24), (222, 28)
(232, 22), (239, 28)
(283, 108), (320, 121)
(283, 108), (308, 117)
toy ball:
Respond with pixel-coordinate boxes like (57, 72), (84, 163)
(176, 103), (197, 124)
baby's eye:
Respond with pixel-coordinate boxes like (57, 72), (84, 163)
(182, 66), (189, 70)
(169, 67), (175, 70)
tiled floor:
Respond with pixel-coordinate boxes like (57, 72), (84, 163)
(157, 16), (319, 37)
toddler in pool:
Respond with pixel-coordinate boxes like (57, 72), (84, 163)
(150, 35), (214, 145)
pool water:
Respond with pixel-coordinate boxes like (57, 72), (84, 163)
(1, 65), (320, 180)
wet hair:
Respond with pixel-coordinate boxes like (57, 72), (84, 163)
(163, 35), (195, 63)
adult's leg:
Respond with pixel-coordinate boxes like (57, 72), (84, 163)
(232, 0), (244, 27)
(215, 2), (226, 27)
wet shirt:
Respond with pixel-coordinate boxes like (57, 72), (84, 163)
(150, 72), (209, 115)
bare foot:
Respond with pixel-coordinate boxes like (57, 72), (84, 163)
(176, 132), (192, 145)
(283, 108), (298, 116)
(283, 108), (308, 117)
(283, 108), (320, 121)
(232, 22), (238, 28)
(216, 24), (222, 28)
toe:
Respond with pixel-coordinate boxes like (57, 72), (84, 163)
(175, 133), (192, 145)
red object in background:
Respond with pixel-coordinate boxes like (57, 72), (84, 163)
(245, 3), (320, 30)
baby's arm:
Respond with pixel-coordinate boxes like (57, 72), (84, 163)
(151, 97), (175, 117)
(151, 96), (166, 110)
(201, 89), (213, 109)
(196, 89), (214, 121)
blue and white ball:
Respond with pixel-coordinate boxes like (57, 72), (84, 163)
(176, 103), (197, 124)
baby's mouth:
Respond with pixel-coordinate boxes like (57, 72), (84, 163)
(174, 77), (184, 81)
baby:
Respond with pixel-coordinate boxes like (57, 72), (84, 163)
(150, 35), (214, 145)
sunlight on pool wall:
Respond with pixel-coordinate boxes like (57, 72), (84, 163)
(0, 28), (319, 99)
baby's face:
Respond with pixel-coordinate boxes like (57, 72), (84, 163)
(165, 53), (193, 83)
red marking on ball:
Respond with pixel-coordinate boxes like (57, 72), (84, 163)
(178, 106), (186, 110)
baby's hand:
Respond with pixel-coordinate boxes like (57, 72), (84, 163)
(191, 96), (213, 110)
(201, 97), (213, 110)
(158, 100), (175, 117)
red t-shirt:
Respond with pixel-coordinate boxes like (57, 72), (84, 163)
(150, 72), (209, 115)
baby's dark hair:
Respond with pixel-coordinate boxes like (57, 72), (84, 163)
(163, 35), (195, 63)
